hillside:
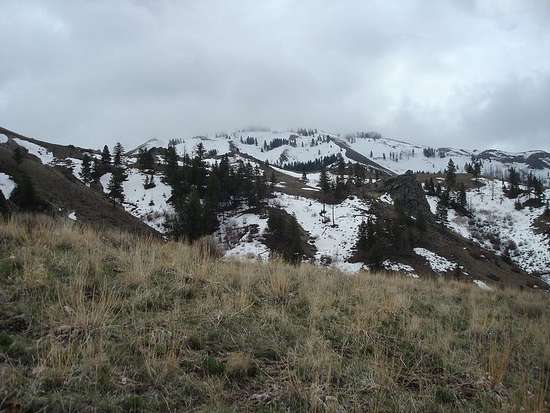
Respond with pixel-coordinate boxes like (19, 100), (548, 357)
(0, 127), (157, 236)
(1, 126), (549, 290)
(0, 214), (549, 412)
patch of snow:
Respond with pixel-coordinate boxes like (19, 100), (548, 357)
(382, 260), (419, 278)
(473, 279), (493, 291)
(379, 193), (393, 205)
(0, 134), (8, 144)
(233, 130), (354, 168)
(13, 138), (54, 164)
(270, 193), (372, 266)
(341, 135), (550, 184)
(333, 261), (364, 273)
(100, 169), (172, 232)
(443, 179), (550, 274)
(175, 135), (231, 157)
(0, 172), (16, 198)
(414, 247), (457, 274)
(52, 157), (83, 180)
(218, 211), (270, 261)
(426, 195), (438, 215)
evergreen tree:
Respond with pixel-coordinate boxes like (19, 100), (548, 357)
(195, 142), (206, 160)
(506, 167), (521, 198)
(336, 155), (346, 178)
(80, 154), (93, 185)
(319, 164), (332, 212)
(266, 210), (305, 264)
(356, 219), (369, 252)
(11, 173), (40, 211)
(533, 176), (545, 203)
(436, 191), (449, 225)
(137, 148), (155, 171)
(445, 159), (457, 190)
(163, 146), (179, 186)
(204, 174), (221, 233)
(107, 166), (128, 203)
(425, 177), (436, 195)
(91, 158), (103, 182)
(101, 145), (112, 167)
(473, 162), (481, 181)
(144, 173), (156, 189)
(113, 142), (124, 167)
(13, 147), (23, 165)
(319, 164), (331, 193)
(183, 190), (205, 241)
(457, 182), (467, 209)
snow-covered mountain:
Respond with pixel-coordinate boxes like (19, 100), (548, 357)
(1, 126), (549, 290)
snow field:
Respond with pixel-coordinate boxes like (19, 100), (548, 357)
(0, 172), (16, 198)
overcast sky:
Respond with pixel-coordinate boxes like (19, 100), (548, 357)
(1, 0), (549, 151)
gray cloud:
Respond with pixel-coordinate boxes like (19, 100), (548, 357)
(1, 0), (549, 151)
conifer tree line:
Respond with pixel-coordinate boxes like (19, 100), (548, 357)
(295, 128), (318, 136)
(423, 159), (468, 224)
(299, 158), (383, 213)
(502, 167), (545, 206)
(238, 134), (332, 153)
(422, 147), (447, 158)
(240, 136), (259, 146)
(355, 204), (427, 269)
(162, 143), (273, 241)
(424, 158), (547, 222)
(345, 131), (382, 143)
(79, 143), (128, 204)
(265, 209), (308, 263)
(284, 154), (339, 172)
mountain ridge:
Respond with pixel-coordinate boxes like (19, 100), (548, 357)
(1, 125), (548, 290)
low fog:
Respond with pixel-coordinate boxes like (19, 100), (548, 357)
(1, 0), (549, 151)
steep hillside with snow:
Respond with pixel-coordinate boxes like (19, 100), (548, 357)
(125, 128), (550, 185)
(335, 134), (550, 184)
(427, 178), (550, 281)
(1, 125), (549, 290)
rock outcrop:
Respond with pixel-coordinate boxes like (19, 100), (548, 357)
(383, 170), (432, 220)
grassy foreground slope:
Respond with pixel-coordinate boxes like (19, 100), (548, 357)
(0, 215), (549, 412)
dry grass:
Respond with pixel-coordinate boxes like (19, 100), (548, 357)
(0, 214), (549, 412)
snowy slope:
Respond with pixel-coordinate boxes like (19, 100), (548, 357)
(233, 130), (352, 167)
(13, 138), (54, 164)
(215, 192), (373, 272)
(127, 129), (550, 187)
(429, 178), (550, 276)
(339, 135), (550, 184)
(0, 172), (16, 199)
(174, 135), (231, 157)
(217, 212), (271, 261)
(270, 193), (372, 270)
(100, 169), (172, 232)
(127, 138), (167, 154)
